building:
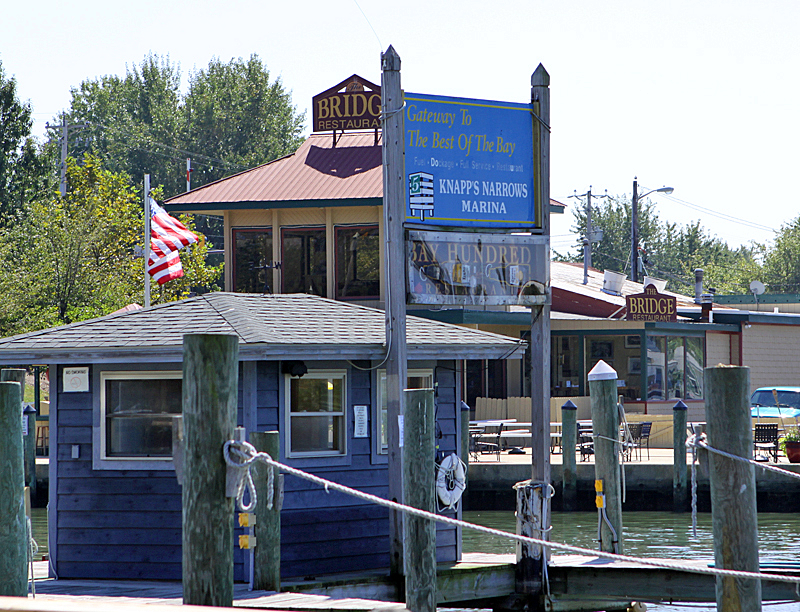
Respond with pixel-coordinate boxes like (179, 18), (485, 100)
(0, 292), (522, 580)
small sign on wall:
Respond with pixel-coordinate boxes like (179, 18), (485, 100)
(63, 367), (89, 392)
(354, 405), (368, 438)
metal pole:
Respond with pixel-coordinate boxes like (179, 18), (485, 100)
(186, 159), (192, 192)
(59, 113), (68, 197)
(380, 45), (408, 579)
(585, 188), (592, 270)
(144, 175), (151, 308)
(631, 178), (639, 283)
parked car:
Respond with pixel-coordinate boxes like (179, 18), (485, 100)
(750, 387), (800, 419)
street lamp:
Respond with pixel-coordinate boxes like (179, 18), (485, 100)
(631, 178), (674, 283)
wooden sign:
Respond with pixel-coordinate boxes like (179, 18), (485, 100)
(626, 284), (677, 322)
(312, 75), (381, 133)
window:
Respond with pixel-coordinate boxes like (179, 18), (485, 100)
(233, 228), (272, 293)
(101, 371), (182, 460)
(336, 225), (380, 299)
(286, 370), (346, 457)
(282, 227), (327, 296)
(377, 369), (434, 453)
(646, 335), (704, 401)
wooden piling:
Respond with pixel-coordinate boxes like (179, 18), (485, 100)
(251, 431), (281, 592)
(672, 400), (688, 512)
(704, 365), (761, 610)
(181, 334), (239, 607)
(561, 401), (578, 511)
(588, 361), (622, 554)
(0, 381), (27, 596)
(403, 388), (436, 612)
(1, 370), (33, 500)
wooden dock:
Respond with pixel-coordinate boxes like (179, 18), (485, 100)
(17, 554), (800, 611)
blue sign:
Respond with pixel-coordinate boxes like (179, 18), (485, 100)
(404, 92), (536, 229)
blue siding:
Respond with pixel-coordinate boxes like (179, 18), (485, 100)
(53, 358), (462, 581)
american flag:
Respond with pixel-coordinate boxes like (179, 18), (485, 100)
(147, 199), (199, 285)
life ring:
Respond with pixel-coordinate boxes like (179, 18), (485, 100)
(436, 453), (467, 511)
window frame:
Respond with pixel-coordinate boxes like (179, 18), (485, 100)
(376, 368), (434, 455)
(285, 369), (348, 458)
(281, 226), (327, 296)
(94, 369), (182, 471)
(334, 224), (381, 300)
(232, 227), (273, 293)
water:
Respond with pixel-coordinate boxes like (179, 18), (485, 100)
(30, 507), (799, 610)
(30, 507), (48, 558)
(463, 510), (800, 611)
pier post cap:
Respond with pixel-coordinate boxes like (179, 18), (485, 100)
(561, 400), (578, 410)
(588, 360), (617, 381)
(672, 400), (688, 411)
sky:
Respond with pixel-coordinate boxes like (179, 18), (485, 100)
(3, 0), (798, 258)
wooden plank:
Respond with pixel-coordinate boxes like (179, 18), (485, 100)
(56, 494), (182, 512)
(57, 545), (182, 563)
(57, 529), (181, 546)
(58, 512), (181, 529)
(56, 477), (180, 495)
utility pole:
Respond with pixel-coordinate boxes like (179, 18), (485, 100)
(569, 187), (607, 284)
(45, 112), (89, 197)
(631, 179), (673, 284)
(186, 159), (193, 192)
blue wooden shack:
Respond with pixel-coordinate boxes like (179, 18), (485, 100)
(0, 292), (522, 581)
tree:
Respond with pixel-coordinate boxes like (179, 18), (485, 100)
(65, 54), (186, 195)
(0, 155), (222, 335)
(184, 54), (305, 187)
(563, 194), (760, 295)
(0, 60), (54, 220)
(63, 53), (305, 198)
(762, 216), (800, 293)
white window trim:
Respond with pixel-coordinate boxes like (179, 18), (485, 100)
(285, 369), (348, 458)
(377, 369), (434, 454)
(99, 370), (182, 463)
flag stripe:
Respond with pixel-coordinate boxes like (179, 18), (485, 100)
(146, 198), (198, 285)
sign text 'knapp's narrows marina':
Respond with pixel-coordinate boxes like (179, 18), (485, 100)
(403, 92), (537, 229)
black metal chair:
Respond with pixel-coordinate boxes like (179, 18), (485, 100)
(623, 422), (643, 461)
(638, 422), (652, 460)
(578, 426), (594, 461)
(753, 423), (779, 462)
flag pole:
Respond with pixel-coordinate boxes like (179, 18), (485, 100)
(144, 174), (151, 308)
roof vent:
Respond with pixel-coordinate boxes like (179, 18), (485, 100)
(602, 270), (627, 296)
(643, 276), (667, 293)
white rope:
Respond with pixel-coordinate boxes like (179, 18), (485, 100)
(687, 433), (800, 481)
(222, 440), (274, 513)
(27, 517), (38, 597)
(229, 441), (800, 587)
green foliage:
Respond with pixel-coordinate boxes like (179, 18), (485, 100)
(0, 156), (222, 335)
(780, 426), (800, 453)
(762, 216), (800, 294)
(0, 60), (56, 220)
(63, 53), (305, 197)
(565, 194), (761, 295)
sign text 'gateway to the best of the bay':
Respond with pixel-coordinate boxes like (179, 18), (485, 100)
(407, 230), (545, 306)
(405, 92), (537, 230)
(626, 285), (677, 322)
(312, 75), (381, 133)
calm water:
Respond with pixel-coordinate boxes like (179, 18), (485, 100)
(31, 507), (800, 610)
(463, 510), (800, 612)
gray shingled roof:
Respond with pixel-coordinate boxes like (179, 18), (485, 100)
(0, 293), (524, 364)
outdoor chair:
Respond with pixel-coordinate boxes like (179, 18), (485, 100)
(623, 422), (643, 461)
(638, 422), (652, 460)
(578, 426), (594, 461)
(753, 423), (779, 462)
(471, 427), (500, 461)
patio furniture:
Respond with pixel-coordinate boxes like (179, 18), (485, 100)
(636, 422), (652, 460)
(578, 425), (594, 461)
(753, 423), (779, 462)
(623, 422), (643, 461)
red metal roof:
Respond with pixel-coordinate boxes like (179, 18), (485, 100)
(166, 132), (383, 208)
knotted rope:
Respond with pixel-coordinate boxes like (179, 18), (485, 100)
(222, 439), (274, 513)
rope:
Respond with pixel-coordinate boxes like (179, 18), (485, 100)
(222, 440), (275, 513)
(687, 433), (800, 481)
(227, 440), (800, 587)
(27, 517), (38, 597)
